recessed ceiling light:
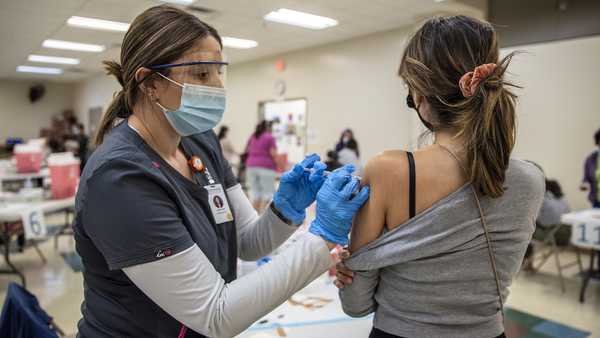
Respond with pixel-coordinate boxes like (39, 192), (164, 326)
(264, 8), (338, 30)
(28, 55), (80, 65)
(42, 39), (105, 53)
(222, 37), (258, 49)
(67, 16), (130, 32)
(17, 65), (63, 75)
(160, 0), (194, 5)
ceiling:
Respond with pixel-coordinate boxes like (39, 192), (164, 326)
(0, 0), (485, 83)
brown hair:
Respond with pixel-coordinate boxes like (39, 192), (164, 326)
(399, 15), (518, 198)
(95, 5), (222, 145)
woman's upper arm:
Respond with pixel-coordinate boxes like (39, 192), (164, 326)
(350, 156), (388, 253)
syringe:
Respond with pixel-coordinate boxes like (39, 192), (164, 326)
(303, 167), (362, 181)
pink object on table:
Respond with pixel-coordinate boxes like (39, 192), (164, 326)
(14, 144), (43, 173)
(48, 152), (80, 199)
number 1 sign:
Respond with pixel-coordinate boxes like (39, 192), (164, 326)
(572, 221), (600, 250)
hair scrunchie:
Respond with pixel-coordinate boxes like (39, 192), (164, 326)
(458, 63), (497, 98)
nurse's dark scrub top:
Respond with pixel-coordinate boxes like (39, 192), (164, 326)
(74, 121), (238, 338)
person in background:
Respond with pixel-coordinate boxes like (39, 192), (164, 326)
(218, 125), (238, 165)
(523, 179), (572, 270)
(538, 179), (571, 227)
(581, 128), (600, 208)
(324, 150), (342, 171)
(63, 109), (79, 136)
(246, 120), (278, 211)
(48, 116), (68, 153)
(335, 128), (360, 157)
(338, 139), (363, 176)
(75, 124), (89, 170)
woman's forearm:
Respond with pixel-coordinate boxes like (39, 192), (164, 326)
(339, 269), (380, 317)
(227, 184), (298, 260)
(124, 233), (331, 338)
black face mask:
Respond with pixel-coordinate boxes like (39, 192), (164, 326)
(406, 93), (434, 131)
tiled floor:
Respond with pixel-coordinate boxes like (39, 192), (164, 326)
(0, 235), (598, 337)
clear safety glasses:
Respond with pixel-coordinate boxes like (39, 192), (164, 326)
(147, 59), (229, 88)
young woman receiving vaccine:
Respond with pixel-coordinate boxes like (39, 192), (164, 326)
(73, 5), (368, 338)
(335, 16), (545, 338)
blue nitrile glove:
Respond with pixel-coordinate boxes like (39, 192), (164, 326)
(309, 165), (370, 245)
(273, 153), (327, 225)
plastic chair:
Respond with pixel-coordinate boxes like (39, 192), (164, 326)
(0, 282), (65, 338)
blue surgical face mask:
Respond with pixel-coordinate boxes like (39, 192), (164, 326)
(155, 73), (226, 136)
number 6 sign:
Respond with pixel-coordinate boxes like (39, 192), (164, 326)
(21, 208), (47, 240)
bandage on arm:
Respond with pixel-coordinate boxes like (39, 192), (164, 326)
(123, 232), (331, 338)
(227, 184), (298, 261)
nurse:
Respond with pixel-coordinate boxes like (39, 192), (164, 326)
(74, 5), (369, 338)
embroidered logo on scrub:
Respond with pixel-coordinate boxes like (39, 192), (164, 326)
(156, 248), (173, 258)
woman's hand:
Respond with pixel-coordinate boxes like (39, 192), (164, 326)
(309, 165), (370, 246)
(334, 249), (354, 289)
(273, 154), (327, 225)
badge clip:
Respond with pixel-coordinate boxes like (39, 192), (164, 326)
(188, 156), (205, 173)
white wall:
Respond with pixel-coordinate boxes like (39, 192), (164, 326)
(226, 32), (600, 209)
(224, 27), (415, 163)
(70, 31), (600, 210)
(504, 35), (600, 209)
(72, 74), (120, 136)
(0, 80), (75, 141)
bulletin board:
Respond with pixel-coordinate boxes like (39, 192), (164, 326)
(258, 98), (308, 165)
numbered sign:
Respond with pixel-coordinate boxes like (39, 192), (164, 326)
(572, 221), (600, 250)
(21, 208), (47, 240)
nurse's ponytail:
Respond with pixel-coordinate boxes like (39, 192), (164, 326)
(95, 61), (127, 145)
(94, 4), (222, 146)
(400, 15), (519, 198)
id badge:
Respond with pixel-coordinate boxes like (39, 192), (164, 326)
(204, 184), (234, 224)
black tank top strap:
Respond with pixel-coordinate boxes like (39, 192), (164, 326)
(406, 151), (416, 219)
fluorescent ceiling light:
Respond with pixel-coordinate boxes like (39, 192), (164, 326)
(17, 65), (63, 75)
(222, 37), (258, 49)
(28, 54), (80, 65)
(160, 0), (194, 5)
(42, 39), (105, 53)
(67, 16), (129, 32)
(264, 8), (338, 30)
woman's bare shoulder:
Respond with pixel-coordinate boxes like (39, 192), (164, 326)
(363, 150), (409, 185)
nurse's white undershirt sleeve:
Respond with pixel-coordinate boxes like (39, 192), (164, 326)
(123, 232), (331, 338)
(227, 183), (299, 261)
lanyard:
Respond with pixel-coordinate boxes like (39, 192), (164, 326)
(127, 123), (216, 185)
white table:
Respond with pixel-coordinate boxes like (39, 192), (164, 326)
(0, 168), (50, 192)
(0, 197), (75, 223)
(0, 197), (75, 287)
(561, 209), (600, 303)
